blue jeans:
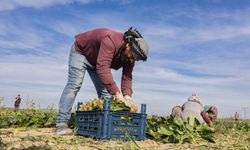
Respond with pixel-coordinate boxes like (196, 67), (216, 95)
(56, 44), (110, 125)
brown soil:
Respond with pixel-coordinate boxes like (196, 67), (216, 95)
(0, 128), (216, 150)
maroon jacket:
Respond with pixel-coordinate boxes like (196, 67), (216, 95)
(75, 28), (134, 96)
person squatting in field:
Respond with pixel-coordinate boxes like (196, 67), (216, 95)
(56, 27), (149, 135)
(171, 94), (218, 127)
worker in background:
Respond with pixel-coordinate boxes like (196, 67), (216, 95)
(234, 112), (240, 121)
(171, 94), (218, 127)
(14, 94), (21, 111)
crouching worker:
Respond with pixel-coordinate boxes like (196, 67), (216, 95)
(171, 94), (217, 127)
(56, 27), (149, 135)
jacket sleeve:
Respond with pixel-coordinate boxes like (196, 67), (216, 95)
(96, 36), (119, 95)
(121, 62), (134, 96)
(201, 111), (213, 126)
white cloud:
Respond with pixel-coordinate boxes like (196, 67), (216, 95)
(143, 23), (250, 55)
(0, 0), (97, 11)
(50, 22), (85, 37)
(0, 21), (55, 53)
(0, 53), (99, 108)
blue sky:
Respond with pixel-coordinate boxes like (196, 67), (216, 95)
(0, 0), (250, 118)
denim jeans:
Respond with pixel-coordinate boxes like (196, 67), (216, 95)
(56, 44), (110, 126)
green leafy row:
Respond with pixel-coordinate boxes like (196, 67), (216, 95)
(215, 119), (250, 132)
(1, 107), (249, 145)
(0, 108), (56, 128)
(146, 115), (215, 143)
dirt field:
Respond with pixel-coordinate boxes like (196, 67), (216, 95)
(0, 128), (219, 150)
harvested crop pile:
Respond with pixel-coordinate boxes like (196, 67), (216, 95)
(79, 97), (137, 113)
(147, 115), (215, 143)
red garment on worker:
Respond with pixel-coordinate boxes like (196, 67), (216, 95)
(75, 28), (134, 96)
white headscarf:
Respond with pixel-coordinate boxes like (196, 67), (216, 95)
(188, 93), (200, 103)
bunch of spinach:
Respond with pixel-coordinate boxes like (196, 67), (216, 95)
(146, 115), (215, 143)
(79, 97), (130, 112)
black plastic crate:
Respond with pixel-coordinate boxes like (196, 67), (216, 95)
(75, 99), (147, 140)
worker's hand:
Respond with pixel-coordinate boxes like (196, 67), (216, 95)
(124, 95), (138, 113)
(208, 122), (214, 128)
(124, 95), (132, 101)
(114, 93), (129, 107)
(114, 92), (124, 100)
